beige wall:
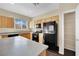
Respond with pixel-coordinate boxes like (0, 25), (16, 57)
(64, 12), (75, 51)
(32, 3), (77, 20)
(0, 8), (32, 29)
(0, 8), (31, 21)
(32, 9), (59, 20)
(60, 3), (77, 11)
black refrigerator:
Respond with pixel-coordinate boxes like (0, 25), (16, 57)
(43, 21), (58, 50)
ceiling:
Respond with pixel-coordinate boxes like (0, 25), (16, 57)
(0, 3), (59, 17)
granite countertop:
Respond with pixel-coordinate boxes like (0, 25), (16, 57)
(0, 36), (48, 56)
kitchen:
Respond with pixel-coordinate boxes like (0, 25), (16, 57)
(0, 3), (78, 56)
(0, 9), (48, 56)
(0, 11), (58, 56)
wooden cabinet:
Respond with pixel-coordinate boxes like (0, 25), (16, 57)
(6, 17), (14, 28)
(29, 16), (59, 29)
(39, 33), (44, 43)
(29, 20), (35, 29)
(0, 16), (2, 28)
(0, 16), (14, 28)
(2, 16), (6, 28)
(20, 33), (32, 39)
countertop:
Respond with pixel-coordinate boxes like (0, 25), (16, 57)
(0, 28), (32, 35)
(0, 36), (48, 56)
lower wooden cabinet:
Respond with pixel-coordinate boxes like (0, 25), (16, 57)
(39, 50), (47, 56)
(20, 33), (32, 40)
(39, 33), (44, 43)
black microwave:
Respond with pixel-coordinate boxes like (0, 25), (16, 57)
(36, 24), (41, 28)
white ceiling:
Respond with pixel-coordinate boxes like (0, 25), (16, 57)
(0, 3), (59, 17)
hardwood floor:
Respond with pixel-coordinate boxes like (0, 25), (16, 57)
(47, 49), (75, 56)
(64, 49), (75, 56)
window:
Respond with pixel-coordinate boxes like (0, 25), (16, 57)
(15, 18), (28, 29)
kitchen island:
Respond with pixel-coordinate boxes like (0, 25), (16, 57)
(0, 36), (48, 56)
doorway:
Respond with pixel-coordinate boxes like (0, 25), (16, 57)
(64, 12), (75, 56)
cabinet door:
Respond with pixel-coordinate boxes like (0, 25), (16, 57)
(0, 16), (2, 28)
(20, 33), (32, 39)
(29, 20), (35, 29)
(6, 17), (14, 28)
(0, 16), (14, 28)
(2, 16), (7, 28)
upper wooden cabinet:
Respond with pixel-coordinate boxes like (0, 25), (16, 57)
(0, 16), (14, 28)
(0, 16), (2, 28)
(6, 17), (14, 28)
(29, 16), (59, 29)
(29, 20), (35, 29)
